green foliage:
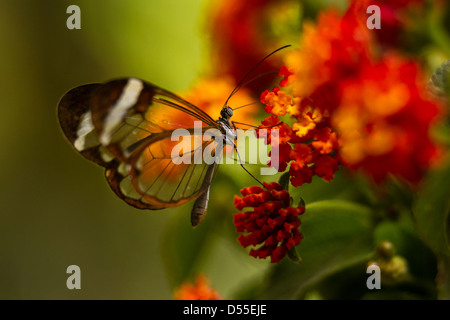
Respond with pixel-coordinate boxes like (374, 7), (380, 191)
(413, 155), (450, 299)
(257, 200), (374, 299)
(161, 209), (215, 288)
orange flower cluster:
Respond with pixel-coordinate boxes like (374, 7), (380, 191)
(180, 76), (257, 125)
(260, 5), (441, 184)
(233, 182), (304, 263)
(174, 275), (222, 300)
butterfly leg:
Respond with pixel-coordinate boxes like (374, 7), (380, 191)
(233, 144), (265, 187)
(231, 121), (272, 190)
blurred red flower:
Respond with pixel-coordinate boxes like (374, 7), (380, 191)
(333, 55), (441, 183)
(208, 0), (295, 94)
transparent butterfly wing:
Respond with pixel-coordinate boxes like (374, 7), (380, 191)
(58, 77), (224, 210)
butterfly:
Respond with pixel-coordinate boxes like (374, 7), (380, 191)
(57, 46), (289, 226)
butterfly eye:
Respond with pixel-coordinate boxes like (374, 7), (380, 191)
(221, 107), (233, 119)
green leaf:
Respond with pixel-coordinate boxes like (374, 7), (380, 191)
(298, 197), (305, 208)
(437, 257), (450, 299)
(258, 200), (375, 299)
(413, 155), (450, 299)
(278, 171), (291, 191)
(287, 246), (302, 264)
(289, 169), (373, 206)
(413, 158), (450, 257)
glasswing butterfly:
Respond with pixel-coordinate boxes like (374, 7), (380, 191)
(57, 46), (289, 226)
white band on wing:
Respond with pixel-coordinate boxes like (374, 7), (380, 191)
(100, 78), (144, 145)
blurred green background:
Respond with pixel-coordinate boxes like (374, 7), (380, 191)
(0, 0), (271, 299)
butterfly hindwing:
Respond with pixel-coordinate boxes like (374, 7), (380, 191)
(127, 130), (222, 208)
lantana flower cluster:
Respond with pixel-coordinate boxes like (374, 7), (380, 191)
(259, 5), (441, 185)
(233, 182), (304, 263)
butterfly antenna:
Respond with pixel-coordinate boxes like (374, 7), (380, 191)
(230, 71), (278, 111)
(232, 101), (259, 111)
(232, 71), (278, 98)
(223, 44), (291, 108)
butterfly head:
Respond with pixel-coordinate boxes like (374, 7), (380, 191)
(220, 106), (233, 121)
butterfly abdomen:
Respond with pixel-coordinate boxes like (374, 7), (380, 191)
(191, 187), (210, 226)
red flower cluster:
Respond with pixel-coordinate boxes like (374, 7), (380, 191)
(233, 182), (304, 263)
(259, 97), (340, 187)
(333, 55), (441, 183)
(259, 5), (441, 184)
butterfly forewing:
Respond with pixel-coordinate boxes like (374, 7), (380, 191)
(57, 83), (116, 167)
(58, 77), (223, 211)
(87, 78), (216, 161)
